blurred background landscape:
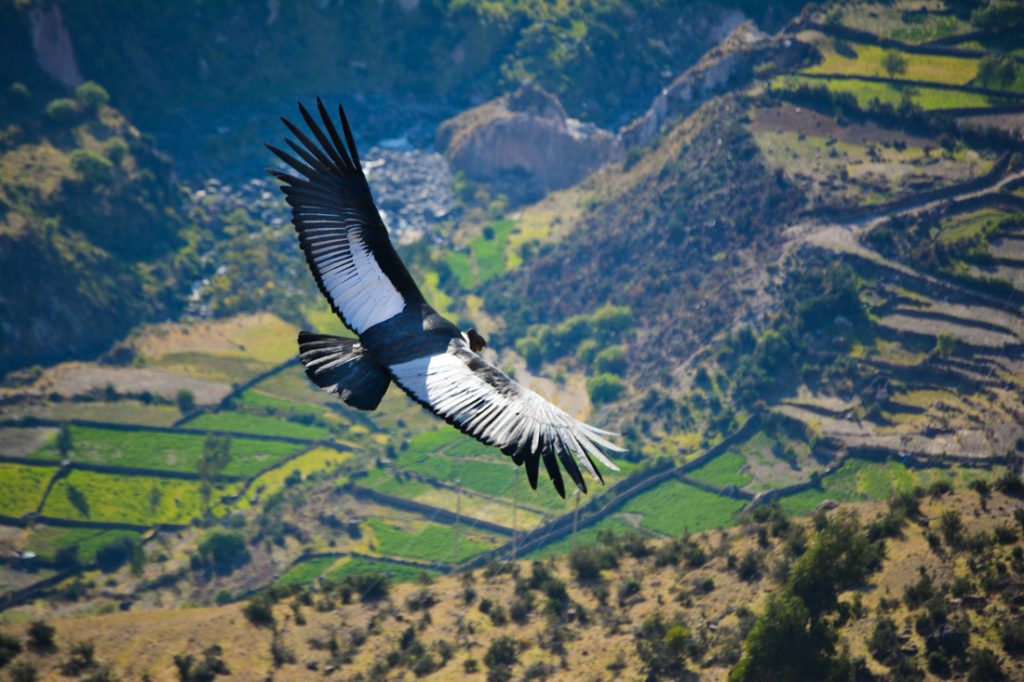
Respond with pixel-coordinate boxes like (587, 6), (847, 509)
(1, 0), (1024, 679)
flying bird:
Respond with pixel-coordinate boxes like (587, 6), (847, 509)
(267, 99), (623, 497)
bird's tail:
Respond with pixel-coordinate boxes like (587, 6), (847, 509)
(297, 331), (390, 410)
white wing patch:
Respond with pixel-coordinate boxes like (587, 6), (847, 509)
(389, 346), (622, 492)
(306, 224), (406, 333)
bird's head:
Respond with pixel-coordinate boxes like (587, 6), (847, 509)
(463, 328), (487, 353)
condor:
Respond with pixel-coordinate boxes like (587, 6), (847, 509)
(267, 100), (622, 497)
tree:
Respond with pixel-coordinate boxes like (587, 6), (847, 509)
(45, 98), (77, 124)
(635, 612), (694, 679)
(197, 434), (231, 509)
(74, 81), (110, 109)
(96, 536), (141, 573)
(976, 55), (1017, 90)
(69, 150), (116, 185)
(175, 389), (196, 415)
(0, 631), (22, 668)
(934, 333), (956, 359)
(587, 373), (626, 404)
(728, 593), (835, 682)
(882, 51), (908, 79)
(27, 621), (56, 654)
(484, 636), (518, 679)
(196, 531), (249, 575)
(56, 423), (73, 458)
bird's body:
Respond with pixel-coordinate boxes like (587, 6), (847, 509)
(268, 99), (623, 497)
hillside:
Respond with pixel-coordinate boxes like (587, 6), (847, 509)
(1, 0), (1024, 680)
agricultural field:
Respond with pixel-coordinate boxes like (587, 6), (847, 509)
(773, 75), (1001, 111)
(29, 425), (302, 477)
(0, 462), (55, 518)
(618, 478), (746, 536)
(186, 410), (332, 441)
(365, 517), (498, 563)
(240, 446), (351, 506)
(41, 470), (227, 526)
(827, 2), (972, 44)
(23, 526), (141, 563)
(446, 218), (518, 288)
(804, 36), (980, 86)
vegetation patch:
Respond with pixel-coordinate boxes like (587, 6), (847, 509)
(366, 518), (496, 563)
(619, 479), (745, 535)
(25, 526), (140, 564)
(0, 462), (55, 517)
(276, 555), (339, 587)
(324, 555), (441, 584)
(687, 451), (753, 489)
(187, 410), (331, 441)
(42, 470), (225, 525)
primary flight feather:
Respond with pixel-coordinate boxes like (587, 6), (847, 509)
(267, 99), (623, 497)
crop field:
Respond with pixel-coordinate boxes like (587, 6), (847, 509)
(42, 470), (226, 525)
(238, 388), (330, 420)
(778, 458), (927, 515)
(687, 451), (753, 489)
(525, 516), (640, 560)
(30, 400), (182, 427)
(324, 555), (441, 584)
(365, 518), (497, 563)
(134, 313), (300, 367)
(936, 207), (1011, 245)
(276, 555), (339, 587)
(405, 427), (463, 455)
(774, 75), (998, 111)
(29, 425), (302, 477)
(249, 365), (335, 407)
(241, 446), (350, 506)
(0, 462), (55, 517)
(24, 526), (141, 563)
(186, 410), (331, 441)
(804, 39), (979, 86)
(619, 479), (746, 536)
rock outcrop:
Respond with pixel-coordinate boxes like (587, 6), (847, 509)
(621, 21), (813, 149)
(436, 85), (621, 203)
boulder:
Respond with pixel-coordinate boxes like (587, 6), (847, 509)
(436, 84), (621, 203)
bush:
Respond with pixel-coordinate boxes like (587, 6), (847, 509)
(1000, 618), (1024, 657)
(70, 149), (116, 185)
(96, 536), (140, 573)
(27, 621), (56, 654)
(176, 389), (196, 414)
(635, 613), (694, 676)
(594, 345), (628, 375)
(45, 98), (78, 124)
(8, 662), (36, 682)
(243, 594), (276, 628)
(587, 373), (625, 404)
(74, 81), (110, 109)
(484, 636), (518, 671)
(568, 545), (616, 583)
(0, 631), (22, 668)
(196, 531), (249, 575)
(103, 137), (129, 164)
(869, 617), (900, 664)
(967, 647), (1005, 682)
(7, 82), (31, 108)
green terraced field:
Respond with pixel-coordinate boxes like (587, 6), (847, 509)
(31, 425), (301, 477)
(25, 526), (140, 563)
(777, 458), (918, 515)
(775, 75), (1000, 111)
(405, 427), (463, 455)
(186, 410), (331, 440)
(806, 41), (979, 86)
(42, 470), (225, 525)
(619, 479), (745, 536)
(366, 518), (496, 563)
(360, 469), (434, 498)
(0, 462), (55, 517)
(324, 556), (441, 584)
(687, 451), (753, 489)
(238, 389), (330, 420)
(277, 555), (339, 587)
(445, 218), (517, 288)
(525, 515), (640, 560)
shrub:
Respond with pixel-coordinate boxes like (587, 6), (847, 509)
(45, 98), (78, 124)
(70, 149), (116, 185)
(484, 636), (517, 670)
(196, 531), (249, 575)
(7, 82), (31, 107)
(594, 345), (628, 375)
(74, 81), (110, 109)
(1000, 618), (1024, 657)
(103, 137), (129, 164)
(243, 594), (275, 628)
(8, 662), (36, 682)
(587, 373), (625, 404)
(27, 621), (56, 654)
(96, 536), (140, 573)
(0, 631), (22, 668)
(568, 544), (616, 583)
(967, 647), (1005, 682)
(60, 641), (96, 676)
(176, 390), (196, 414)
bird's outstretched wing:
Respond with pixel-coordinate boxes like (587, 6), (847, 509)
(267, 100), (425, 334)
(389, 343), (624, 497)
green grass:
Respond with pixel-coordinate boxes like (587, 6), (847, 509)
(238, 389), (328, 420)
(405, 427), (463, 455)
(778, 458), (911, 516)
(619, 479), (745, 536)
(31, 425), (302, 477)
(445, 435), (501, 458)
(687, 451), (753, 489)
(525, 516), (640, 560)
(366, 518), (495, 563)
(806, 41), (979, 86)
(360, 469), (434, 498)
(775, 75), (1002, 111)
(936, 208), (1009, 245)
(149, 351), (272, 384)
(445, 218), (517, 287)
(42, 470), (223, 525)
(25, 526), (140, 563)
(324, 556), (441, 584)
(186, 410), (331, 440)
(0, 462), (55, 517)
(277, 556), (339, 587)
